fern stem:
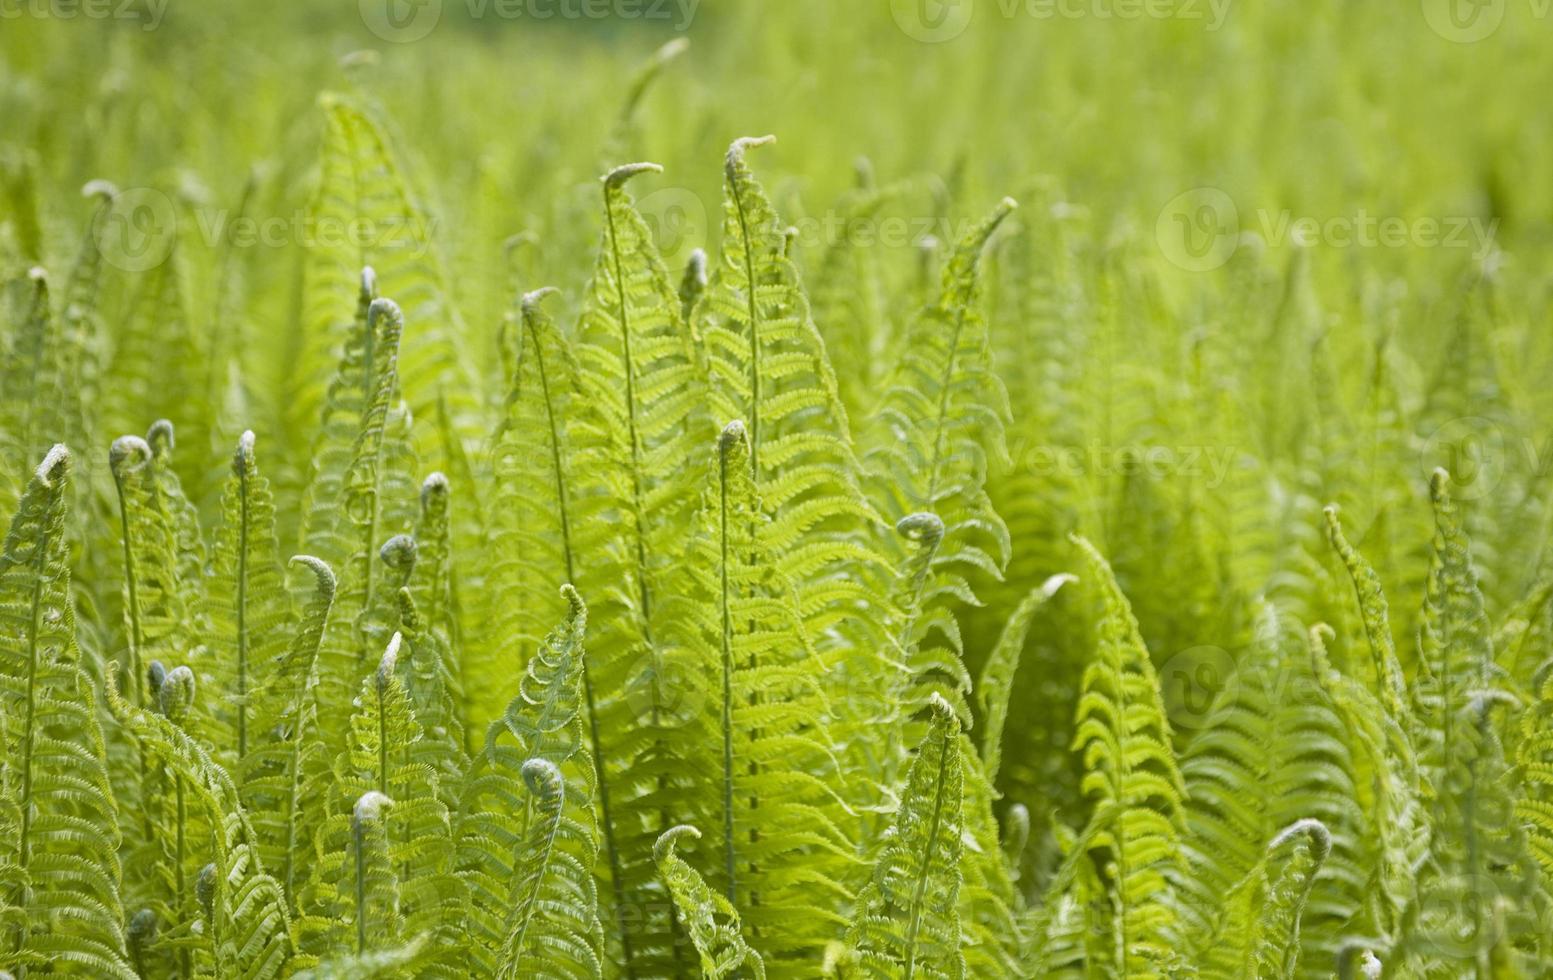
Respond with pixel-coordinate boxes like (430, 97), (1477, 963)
(730, 165), (762, 478)
(901, 725), (951, 980)
(236, 446), (250, 758)
(14, 487), (49, 949)
(717, 430), (737, 904)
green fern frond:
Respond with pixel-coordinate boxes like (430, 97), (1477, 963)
(1054, 534), (1187, 979)
(978, 573), (1075, 785)
(865, 197), (1017, 589)
(0, 446), (135, 979)
(1195, 818), (1331, 979)
(456, 585), (603, 976)
(573, 160), (714, 973)
(308, 295), (419, 767)
(679, 419), (855, 970)
(294, 94), (476, 478)
(241, 555), (337, 910)
(846, 693), (966, 979)
(696, 136), (884, 649)
(655, 825), (767, 980)
(209, 430), (290, 766)
(106, 660), (293, 979)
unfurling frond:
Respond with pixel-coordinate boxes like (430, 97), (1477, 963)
(457, 586), (603, 978)
(866, 197), (1017, 590)
(655, 826), (766, 980)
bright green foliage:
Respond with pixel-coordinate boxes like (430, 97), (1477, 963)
(0, 447), (134, 978)
(1043, 535), (1187, 979)
(866, 198), (1015, 591)
(5, 11), (1553, 976)
(457, 585), (603, 978)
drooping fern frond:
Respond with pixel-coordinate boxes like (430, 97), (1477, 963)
(1173, 604), (1366, 971)
(1193, 818), (1331, 979)
(845, 693), (966, 980)
(978, 573), (1076, 786)
(0, 446), (135, 979)
(654, 825), (766, 980)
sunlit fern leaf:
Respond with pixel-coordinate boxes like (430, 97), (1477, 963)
(678, 420), (854, 971)
(1174, 604), (1366, 973)
(1518, 625), (1553, 876)
(696, 136), (885, 652)
(480, 288), (582, 725)
(655, 825), (767, 980)
(209, 431), (290, 768)
(574, 161), (718, 974)
(1400, 471), (1549, 977)
(1052, 534), (1188, 979)
(0, 446), (136, 979)
(109, 433), (194, 714)
(456, 585), (604, 978)
(294, 94), (477, 480)
(309, 296), (419, 769)
(241, 555), (336, 912)
(845, 694), (967, 979)
(865, 197), (1016, 592)
(496, 758), (603, 979)
(1193, 819), (1331, 979)
(977, 573), (1076, 786)
(106, 660), (293, 979)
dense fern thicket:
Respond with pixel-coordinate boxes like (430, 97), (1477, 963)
(3, 2), (1553, 976)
